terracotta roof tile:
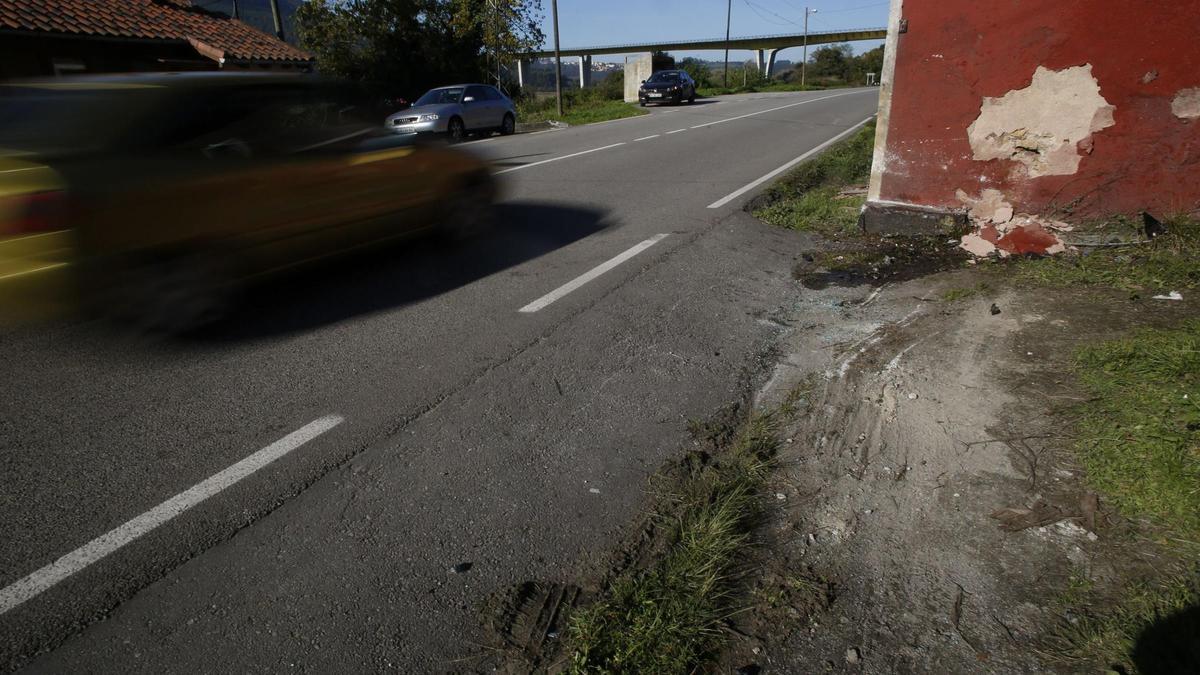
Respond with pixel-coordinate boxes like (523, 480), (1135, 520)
(1, 0), (313, 63)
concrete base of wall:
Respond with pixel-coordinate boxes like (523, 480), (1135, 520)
(860, 200), (969, 235)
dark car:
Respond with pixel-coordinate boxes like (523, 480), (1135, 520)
(638, 70), (697, 106)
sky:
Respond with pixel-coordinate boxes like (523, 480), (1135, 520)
(536, 0), (890, 64)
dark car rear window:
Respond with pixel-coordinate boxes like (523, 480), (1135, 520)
(0, 84), (161, 155)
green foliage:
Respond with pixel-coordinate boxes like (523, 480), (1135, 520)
(1073, 320), (1200, 537)
(450, 0), (543, 84)
(516, 88), (645, 126)
(753, 121), (876, 236)
(805, 43), (854, 80)
(1016, 216), (1200, 292)
(940, 282), (991, 302)
(793, 43), (884, 86)
(677, 57), (714, 89)
(566, 414), (780, 673)
(1046, 574), (1199, 673)
(594, 71), (626, 101)
(295, 0), (533, 98)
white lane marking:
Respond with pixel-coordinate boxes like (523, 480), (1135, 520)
(519, 234), (669, 313)
(707, 116), (875, 209)
(494, 142), (625, 175)
(634, 134), (660, 142)
(661, 109), (681, 114)
(523, 128), (562, 136)
(690, 90), (865, 130)
(0, 262), (68, 282)
(666, 129), (687, 134)
(0, 415), (345, 615)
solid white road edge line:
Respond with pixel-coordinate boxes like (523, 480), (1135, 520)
(690, 89), (865, 130)
(666, 129), (687, 134)
(494, 142), (625, 175)
(633, 134), (660, 142)
(0, 414), (345, 615)
(707, 116), (875, 210)
(518, 234), (670, 313)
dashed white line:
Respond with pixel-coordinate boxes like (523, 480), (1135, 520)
(690, 90), (865, 130)
(666, 129), (687, 134)
(494, 142), (625, 175)
(518, 234), (670, 313)
(0, 415), (345, 615)
(634, 134), (660, 142)
(707, 116), (875, 209)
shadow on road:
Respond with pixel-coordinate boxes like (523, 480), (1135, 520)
(193, 201), (612, 342)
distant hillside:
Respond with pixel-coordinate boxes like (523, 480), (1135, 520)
(201, 0), (304, 47)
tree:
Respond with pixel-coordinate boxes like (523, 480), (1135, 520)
(295, 0), (523, 98)
(677, 57), (713, 89)
(806, 43), (854, 81)
(852, 46), (885, 84)
(451, 0), (544, 89)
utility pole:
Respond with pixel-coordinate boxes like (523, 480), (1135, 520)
(552, 0), (563, 117)
(268, 0), (284, 41)
(801, 7), (817, 88)
(722, 0), (732, 87)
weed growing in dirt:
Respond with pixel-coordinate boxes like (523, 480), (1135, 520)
(1074, 319), (1200, 537)
(940, 282), (992, 302)
(753, 122), (876, 237)
(1044, 575), (1199, 673)
(565, 414), (779, 673)
(1016, 215), (1200, 292)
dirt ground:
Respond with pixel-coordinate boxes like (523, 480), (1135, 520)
(726, 256), (1194, 674)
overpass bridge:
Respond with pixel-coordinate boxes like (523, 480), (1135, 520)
(518, 27), (887, 88)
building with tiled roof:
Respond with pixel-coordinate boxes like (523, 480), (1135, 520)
(0, 0), (314, 79)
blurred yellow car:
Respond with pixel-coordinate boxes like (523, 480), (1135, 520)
(0, 73), (496, 332)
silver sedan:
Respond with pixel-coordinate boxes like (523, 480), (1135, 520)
(386, 84), (517, 141)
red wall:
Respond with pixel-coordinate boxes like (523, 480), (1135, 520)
(877, 0), (1200, 218)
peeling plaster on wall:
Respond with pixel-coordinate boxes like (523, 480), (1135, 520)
(955, 188), (1013, 223)
(966, 65), (1116, 178)
(955, 188), (1071, 257)
(1172, 88), (1200, 119)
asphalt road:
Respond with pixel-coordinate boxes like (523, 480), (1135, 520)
(0, 88), (879, 671)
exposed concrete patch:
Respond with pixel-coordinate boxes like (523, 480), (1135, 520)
(955, 189), (1070, 258)
(1171, 87), (1200, 119)
(956, 188), (1013, 224)
(967, 65), (1116, 177)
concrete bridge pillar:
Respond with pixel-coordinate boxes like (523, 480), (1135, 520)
(755, 49), (765, 76)
(578, 55), (592, 88)
(764, 48), (782, 79)
(515, 58), (530, 89)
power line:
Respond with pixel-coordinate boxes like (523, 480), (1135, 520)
(742, 0), (800, 26)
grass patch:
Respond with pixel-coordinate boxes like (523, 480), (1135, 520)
(940, 282), (992, 302)
(697, 82), (828, 97)
(1016, 215), (1200, 293)
(1045, 319), (1200, 672)
(1073, 320), (1200, 537)
(517, 90), (646, 126)
(1045, 574), (1200, 673)
(753, 121), (876, 237)
(565, 413), (780, 673)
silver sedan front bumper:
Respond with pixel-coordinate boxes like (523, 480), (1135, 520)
(388, 115), (448, 135)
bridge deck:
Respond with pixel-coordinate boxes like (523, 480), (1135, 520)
(527, 27), (886, 58)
